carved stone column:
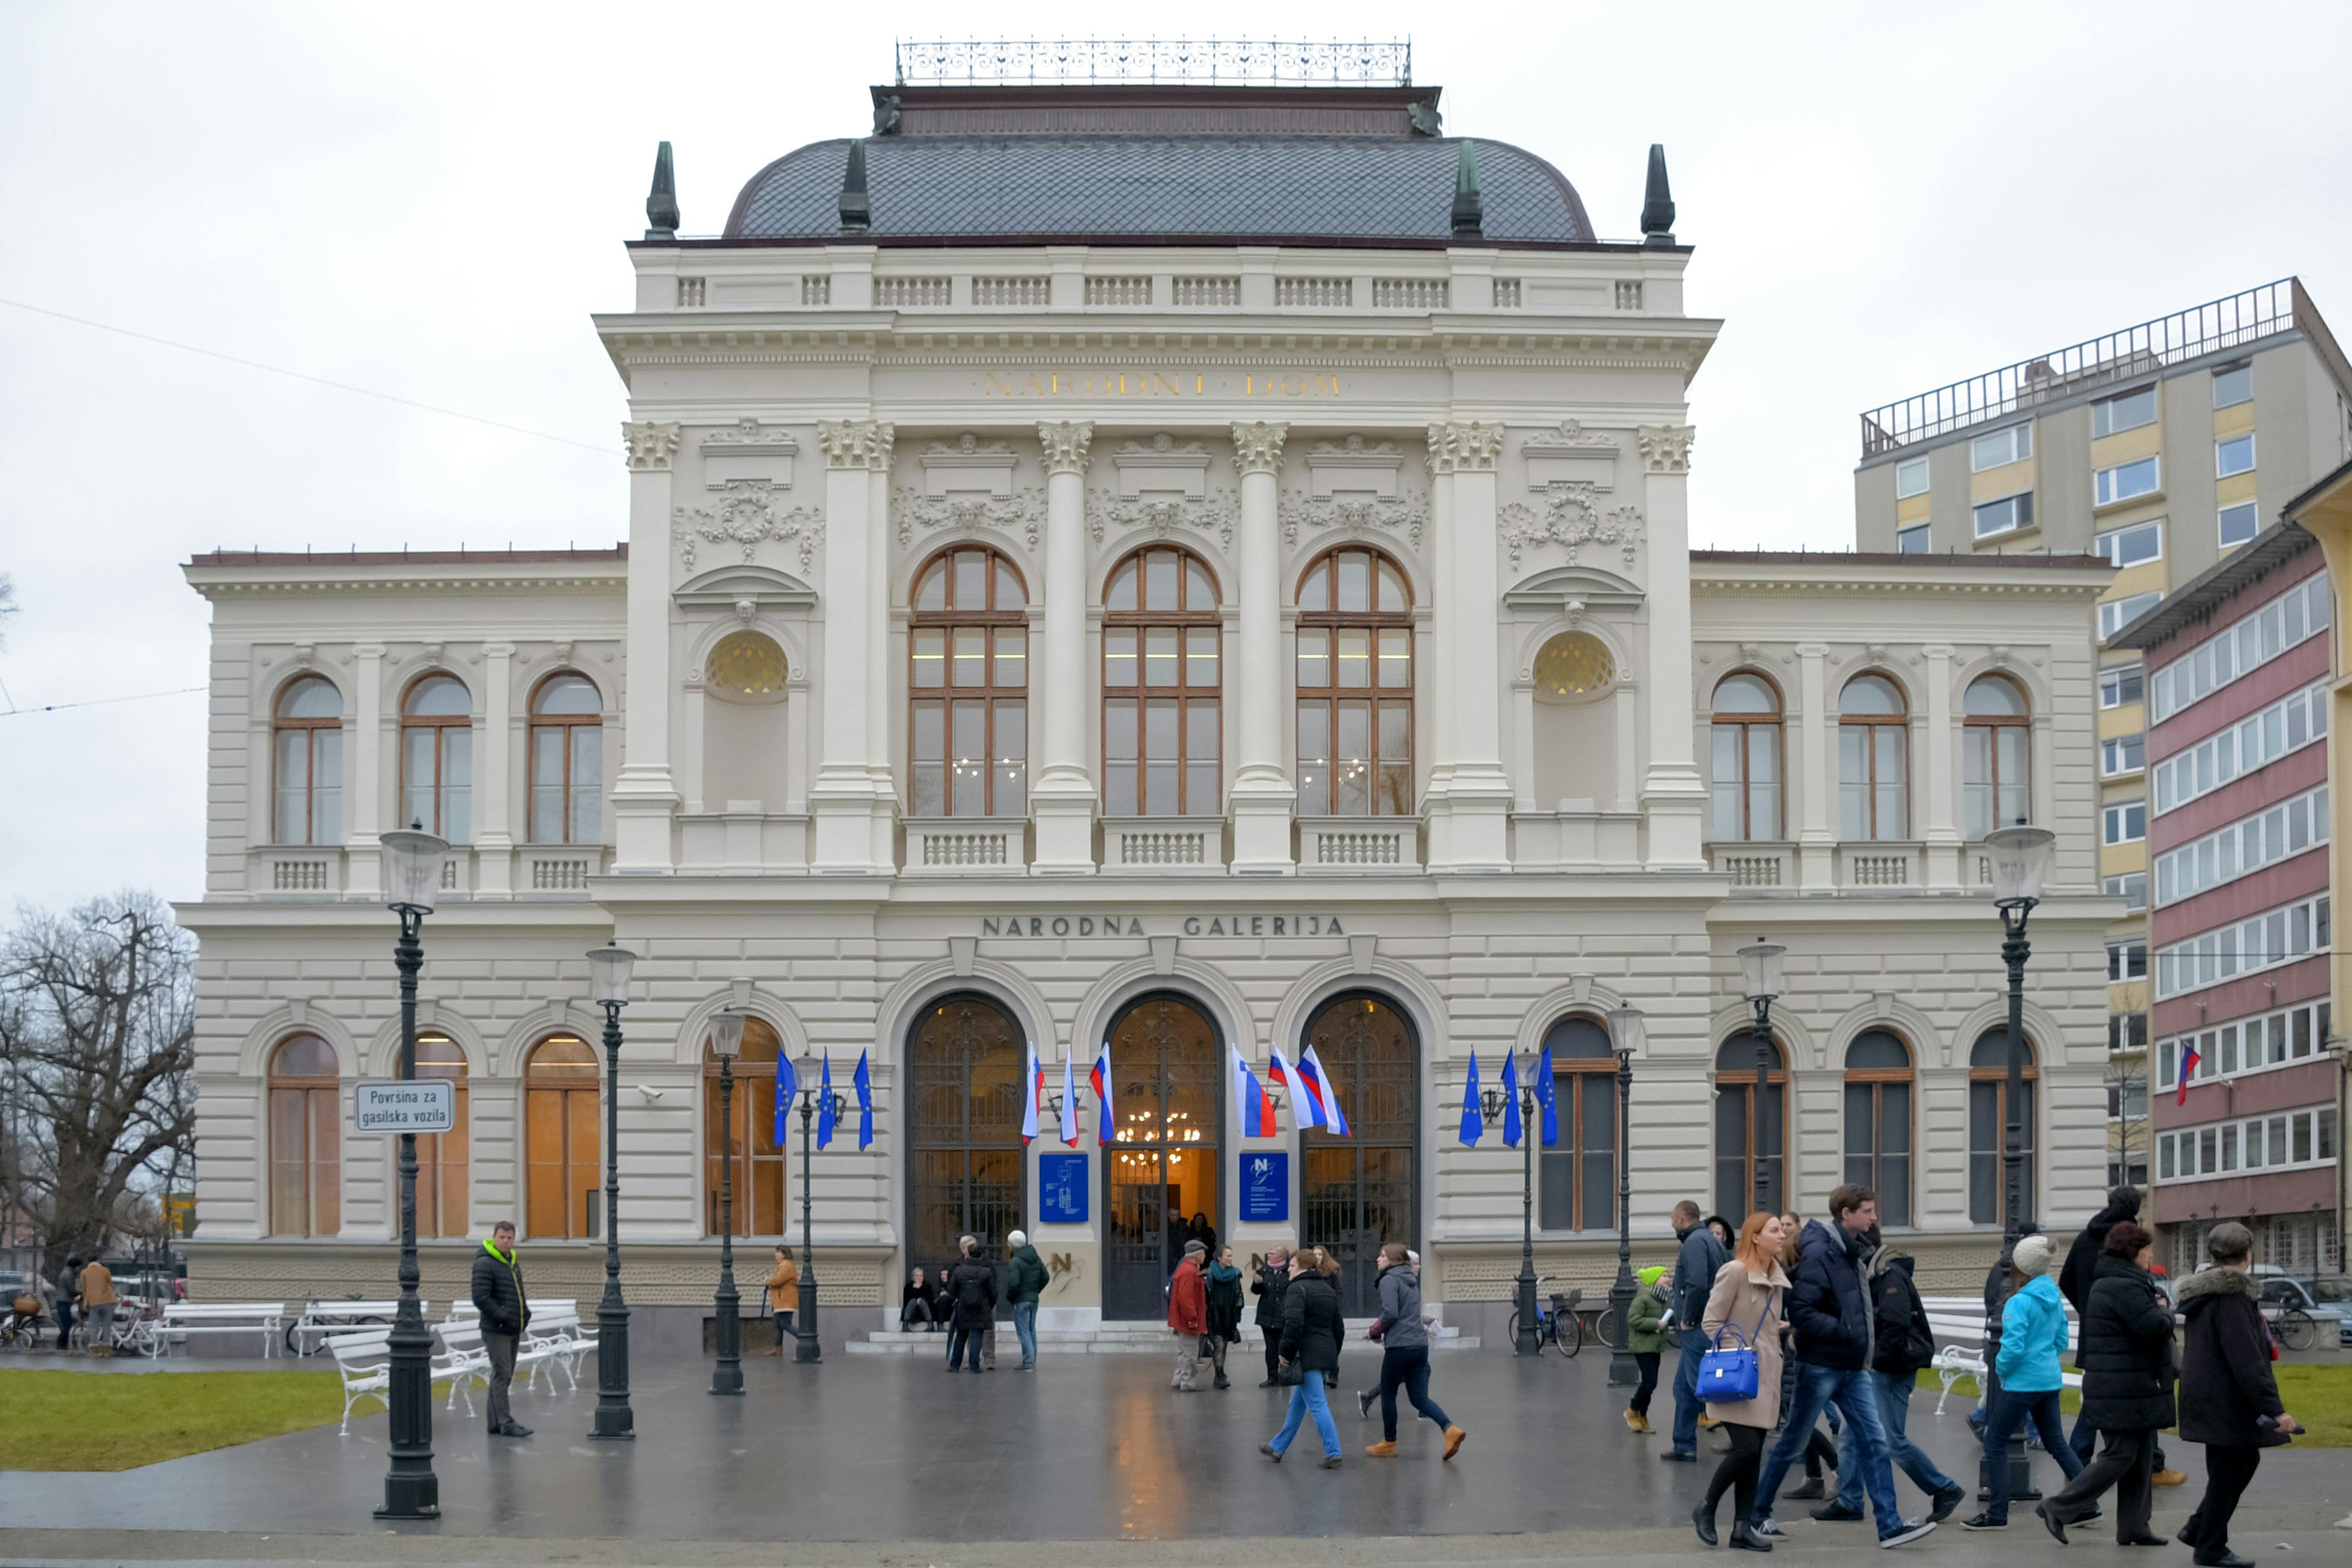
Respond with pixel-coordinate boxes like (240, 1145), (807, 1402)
(1923, 643), (1961, 889)
(1637, 423), (1707, 870)
(612, 420), (682, 872)
(1032, 421), (1097, 874)
(346, 644), (385, 896)
(476, 642), (515, 896)
(1230, 421), (1295, 874)
(811, 419), (896, 873)
(1429, 420), (1509, 872)
(1796, 641), (1835, 890)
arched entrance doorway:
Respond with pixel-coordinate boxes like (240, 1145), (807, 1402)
(906, 995), (1027, 1286)
(1299, 993), (1418, 1316)
(1102, 994), (1224, 1320)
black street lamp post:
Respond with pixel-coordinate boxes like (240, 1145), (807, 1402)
(1984, 823), (2058, 1499)
(792, 1059), (848, 1364)
(1604, 1005), (1646, 1387)
(1477, 1074), (1542, 1356)
(585, 943), (640, 1441)
(1737, 939), (1786, 1218)
(708, 1007), (747, 1396)
(375, 826), (452, 1521)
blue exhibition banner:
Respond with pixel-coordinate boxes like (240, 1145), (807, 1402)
(1239, 1151), (1288, 1223)
(1038, 1152), (1088, 1224)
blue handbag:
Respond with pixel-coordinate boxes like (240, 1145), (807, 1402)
(1698, 1292), (1775, 1405)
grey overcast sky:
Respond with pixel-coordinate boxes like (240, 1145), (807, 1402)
(4, 1), (2349, 915)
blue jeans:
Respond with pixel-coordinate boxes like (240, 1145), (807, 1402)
(1271, 1369), (1341, 1458)
(947, 1322), (985, 1371)
(1752, 1364), (1903, 1537)
(1671, 1331), (1709, 1454)
(1837, 1370), (1957, 1510)
(1012, 1300), (1038, 1367)
(1982, 1388), (2083, 1523)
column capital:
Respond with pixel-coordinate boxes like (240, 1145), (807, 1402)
(1425, 420), (1504, 474)
(353, 642), (387, 661)
(1230, 421), (1288, 476)
(1036, 419), (1094, 476)
(482, 641), (515, 660)
(1637, 423), (1696, 474)
(1923, 643), (1956, 662)
(818, 419), (896, 471)
(621, 420), (681, 472)
(1795, 641), (1831, 660)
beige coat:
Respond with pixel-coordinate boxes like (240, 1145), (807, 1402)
(1699, 1256), (1790, 1430)
(77, 1261), (116, 1308)
(764, 1255), (799, 1311)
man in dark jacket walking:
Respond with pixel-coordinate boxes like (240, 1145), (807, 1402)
(943, 1236), (996, 1375)
(1005, 1230), (1048, 1371)
(468, 1220), (531, 1437)
(2036, 1220), (2176, 1544)
(1828, 1235), (1964, 1524)
(1748, 1186), (1935, 1546)
(2176, 1222), (2298, 1568)
(2058, 1186), (2181, 1484)
(1250, 1245), (1291, 1386)
(1664, 1198), (1729, 1462)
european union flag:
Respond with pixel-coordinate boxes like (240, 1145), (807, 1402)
(1458, 1049), (1482, 1147)
(1500, 1049), (1523, 1148)
(816, 1052), (836, 1149)
(1535, 1039), (1560, 1147)
(773, 1051), (799, 1145)
(853, 1049), (874, 1151)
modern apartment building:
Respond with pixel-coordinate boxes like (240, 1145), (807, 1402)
(2111, 525), (2338, 1275)
(1855, 279), (2352, 1200)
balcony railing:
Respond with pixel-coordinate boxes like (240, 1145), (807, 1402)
(1710, 841), (1791, 889)
(905, 818), (1026, 872)
(1103, 818), (1226, 872)
(1299, 817), (1420, 872)
(1837, 841), (1923, 889)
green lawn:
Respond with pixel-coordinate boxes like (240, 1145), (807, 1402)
(0, 1369), (344, 1471)
(1918, 1362), (2352, 1446)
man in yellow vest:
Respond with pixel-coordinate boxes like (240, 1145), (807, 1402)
(469, 1221), (531, 1437)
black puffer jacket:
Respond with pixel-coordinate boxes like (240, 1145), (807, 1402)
(2176, 1267), (2285, 1448)
(1278, 1269), (1346, 1375)
(469, 1240), (527, 1337)
(1251, 1260), (1290, 1326)
(2076, 1252), (2176, 1431)
(2060, 1199), (2138, 1315)
(1788, 1219), (1872, 1371)
(1869, 1251), (1935, 1377)
(943, 1253), (998, 1330)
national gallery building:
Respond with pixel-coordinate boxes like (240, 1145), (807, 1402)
(180, 63), (2118, 1345)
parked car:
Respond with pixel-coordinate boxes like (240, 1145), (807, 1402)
(2250, 1268), (2350, 1350)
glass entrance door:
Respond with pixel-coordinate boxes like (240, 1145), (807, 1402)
(1102, 996), (1222, 1320)
(1299, 994), (1418, 1316)
(906, 996), (1026, 1288)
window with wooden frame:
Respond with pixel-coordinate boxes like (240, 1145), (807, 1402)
(524, 1034), (601, 1239)
(1103, 546), (1221, 817)
(529, 674), (603, 845)
(1713, 1033), (1788, 1219)
(1968, 1028), (2038, 1226)
(1838, 674), (1909, 841)
(1842, 1029), (1913, 1226)
(1295, 546), (1413, 816)
(1537, 1016), (1620, 1232)
(1709, 673), (1783, 842)
(399, 674), (472, 842)
(704, 1017), (785, 1237)
(267, 1032), (341, 1237)
(1963, 674), (2031, 838)
(272, 676), (343, 845)
(909, 547), (1028, 818)
(413, 1030), (468, 1239)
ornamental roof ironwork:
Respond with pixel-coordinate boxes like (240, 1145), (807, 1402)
(893, 38), (1411, 86)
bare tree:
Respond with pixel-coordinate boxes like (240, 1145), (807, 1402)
(0, 893), (195, 1279)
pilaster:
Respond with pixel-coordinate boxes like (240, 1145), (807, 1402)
(811, 419), (896, 873)
(612, 421), (682, 872)
(1032, 420), (1097, 874)
(1923, 644), (1962, 889)
(1426, 420), (1509, 872)
(1230, 421), (1296, 874)
(346, 644), (385, 896)
(476, 642), (515, 896)
(1796, 641), (1835, 890)
(1637, 423), (1706, 870)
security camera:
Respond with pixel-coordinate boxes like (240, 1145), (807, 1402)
(636, 1085), (666, 1102)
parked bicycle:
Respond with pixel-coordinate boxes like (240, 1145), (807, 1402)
(1506, 1280), (1584, 1359)
(286, 1290), (386, 1358)
(2, 1294), (50, 1352)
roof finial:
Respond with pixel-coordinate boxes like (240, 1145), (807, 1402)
(1450, 140), (1483, 240)
(1641, 143), (1676, 248)
(839, 139), (872, 235)
(644, 141), (679, 241)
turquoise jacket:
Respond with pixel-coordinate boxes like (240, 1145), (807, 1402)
(1996, 1273), (2070, 1392)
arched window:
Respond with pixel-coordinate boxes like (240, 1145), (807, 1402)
(1103, 546), (1221, 817)
(1714, 1033), (1788, 1218)
(400, 675), (472, 842)
(1710, 674), (1783, 842)
(267, 1033), (340, 1237)
(529, 674), (604, 845)
(1842, 1029), (1912, 1226)
(414, 1031), (468, 1239)
(1838, 675), (1909, 841)
(1299, 993), (1418, 1315)
(272, 677), (343, 845)
(1296, 547), (1413, 817)
(1968, 1029), (2038, 1226)
(1538, 1016), (1619, 1232)
(909, 547), (1027, 818)
(524, 1035), (600, 1239)
(1963, 674), (2031, 838)
(704, 1017), (785, 1237)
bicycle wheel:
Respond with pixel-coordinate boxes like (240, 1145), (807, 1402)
(1560, 1312), (1584, 1358)
(1506, 1309), (1524, 1351)
(1592, 1306), (1623, 1351)
(2278, 1309), (2319, 1352)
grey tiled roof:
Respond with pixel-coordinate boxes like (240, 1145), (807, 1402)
(723, 136), (1593, 244)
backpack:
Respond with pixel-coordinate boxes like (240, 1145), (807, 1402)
(1876, 1260), (1933, 1373)
(957, 1266), (988, 1310)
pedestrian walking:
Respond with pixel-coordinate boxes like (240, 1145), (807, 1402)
(901, 1266), (939, 1331)
(75, 1256), (116, 1358)
(1747, 1185), (1936, 1547)
(1167, 1238), (1209, 1391)
(1691, 1211), (1790, 1552)
(54, 1258), (79, 1353)
(1356, 1242), (1467, 1459)
(1822, 1231), (1965, 1525)
(1625, 1264), (1670, 1433)
(2034, 1220), (2174, 1545)
(1665, 1198), (1731, 1462)
(1252, 1244), (1292, 1386)
(1262, 1246), (1345, 1468)
(2058, 1186), (2185, 1488)
(764, 1245), (800, 1354)
(1006, 1230), (1048, 1370)
(1957, 1233), (2083, 1529)
(1774, 1210), (1837, 1499)
(2176, 1222), (2300, 1568)
(469, 1220), (532, 1437)
(943, 1235), (996, 1375)
(1204, 1244), (1244, 1390)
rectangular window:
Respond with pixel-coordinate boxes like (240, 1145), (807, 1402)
(2100, 591), (2164, 640)
(2213, 364), (2253, 408)
(2219, 500), (2261, 547)
(1895, 523), (1930, 554)
(2217, 434), (2257, 478)
(2150, 574), (2327, 722)
(2096, 456), (2162, 506)
(2105, 871), (2148, 911)
(2154, 680), (2328, 814)
(1971, 424), (2032, 471)
(2107, 1012), (2148, 1052)
(1895, 457), (1930, 499)
(2155, 891), (2331, 999)
(2100, 663), (2144, 710)
(2096, 518), (2163, 568)
(2093, 385), (2159, 436)
(2102, 798), (2146, 845)
(1973, 492), (2033, 538)
(2100, 734), (2145, 777)
(2107, 941), (2148, 982)
(2154, 783), (2327, 907)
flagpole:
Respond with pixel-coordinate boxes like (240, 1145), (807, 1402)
(1516, 1084), (1538, 1356)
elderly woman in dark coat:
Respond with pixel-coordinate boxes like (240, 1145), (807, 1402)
(2175, 1222), (2299, 1568)
(2034, 1220), (2174, 1545)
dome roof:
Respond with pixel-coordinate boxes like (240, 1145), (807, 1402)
(721, 134), (1594, 246)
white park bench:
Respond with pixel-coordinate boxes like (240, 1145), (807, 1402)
(285, 1299), (429, 1357)
(445, 1299), (589, 1393)
(154, 1301), (287, 1360)
(328, 1328), (485, 1436)
(1921, 1294), (2082, 1415)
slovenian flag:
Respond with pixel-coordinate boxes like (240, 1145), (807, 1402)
(1459, 1049), (1482, 1147)
(1500, 1049), (1523, 1147)
(816, 1052), (836, 1149)
(773, 1051), (800, 1145)
(1233, 1047), (1277, 1137)
(1089, 1041), (1116, 1145)
(854, 1049), (874, 1151)
(1535, 1037), (1560, 1147)
(1022, 1041), (1043, 1145)
(2177, 1040), (2200, 1105)
(1269, 1045), (1316, 1129)
(1298, 1043), (1350, 1137)
(1058, 1056), (1081, 1147)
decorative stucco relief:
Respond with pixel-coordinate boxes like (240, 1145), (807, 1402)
(672, 482), (821, 572)
(892, 483), (1047, 549)
(1090, 487), (1239, 550)
(1277, 488), (1429, 551)
(622, 420), (681, 472)
(1499, 482), (1645, 570)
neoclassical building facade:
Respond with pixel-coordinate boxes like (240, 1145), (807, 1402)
(180, 76), (2117, 1343)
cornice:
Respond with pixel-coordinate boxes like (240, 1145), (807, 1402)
(1688, 570), (2108, 602)
(186, 567), (629, 600)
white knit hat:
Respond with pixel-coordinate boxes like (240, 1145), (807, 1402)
(2013, 1235), (2055, 1276)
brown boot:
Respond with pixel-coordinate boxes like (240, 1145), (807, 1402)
(1625, 1409), (1652, 1434)
(1443, 1425), (1467, 1460)
(1365, 1441), (1398, 1457)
